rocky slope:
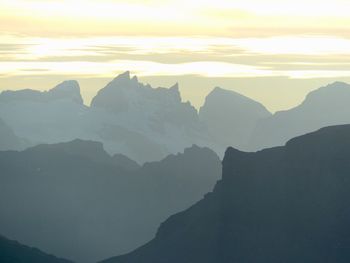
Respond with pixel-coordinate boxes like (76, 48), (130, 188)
(102, 124), (350, 263)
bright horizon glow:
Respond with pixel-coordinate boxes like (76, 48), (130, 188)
(1, 0), (350, 112)
(1, 35), (350, 79)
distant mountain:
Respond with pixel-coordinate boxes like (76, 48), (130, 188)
(0, 72), (211, 163)
(248, 82), (350, 150)
(102, 124), (350, 263)
(0, 80), (89, 146)
(4, 75), (350, 162)
(92, 72), (198, 129)
(0, 235), (73, 263)
(91, 71), (207, 162)
(0, 80), (83, 104)
(199, 87), (271, 150)
(0, 140), (221, 263)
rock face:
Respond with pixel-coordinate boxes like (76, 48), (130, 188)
(102, 124), (350, 263)
(0, 235), (73, 263)
(248, 82), (350, 150)
(0, 140), (221, 263)
(199, 87), (271, 150)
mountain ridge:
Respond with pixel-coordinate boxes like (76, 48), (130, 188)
(101, 124), (350, 263)
(0, 139), (221, 263)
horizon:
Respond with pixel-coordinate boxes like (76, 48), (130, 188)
(3, 71), (349, 114)
(1, 0), (350, 112)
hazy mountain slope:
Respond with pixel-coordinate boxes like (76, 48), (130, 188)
(0, 80), (90, 145)
(0, 80), (83, 104)
(199, 87), (271, 150)
(0, 118), (22, 151)
(103, 124), (350, 263)
(0, 72), (212, 163)
(0, 140), (221, 263)
(0, 235), (74, 263)
(90, 71), (209, 162)
(248, 82), (350, 150)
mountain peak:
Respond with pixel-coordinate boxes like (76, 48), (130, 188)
(170, 82), (179, 91)
(208, 86), (254, 102)
(113, 71), (131, 82)
(199, 86), (271, 150)
(48, 80), (83, 104)
(301, 81), (350, 107)
(0, 80), (83, 104)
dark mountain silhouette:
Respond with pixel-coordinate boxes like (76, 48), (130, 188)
(0, 235), (73, 263)
(0, 140), (221, 263)
(199, 87), (271, 150)
(102, 124), (350, 263)
(248, 82), (350, 150)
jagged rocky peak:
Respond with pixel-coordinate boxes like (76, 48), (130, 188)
(112, 70), (131, 82)
(109, 71), (143, 88)
(91, 72), (187, 114)
(48, 80), (84, 104)
(0, 80), (83, 104)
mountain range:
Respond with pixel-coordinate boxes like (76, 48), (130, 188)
(0, 139), (221, 263)
(2, 73), (350, 262)
(0, 72), (211, 163)
(1, 74), (350, 163)
(102, 124), (350, 263)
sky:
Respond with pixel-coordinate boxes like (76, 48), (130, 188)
(1, 0), (350, 112)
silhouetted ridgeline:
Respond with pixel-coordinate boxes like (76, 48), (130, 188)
(0, 140), (221, 263)
(101, 124), (350, 263)
(0, 235), (73, 263)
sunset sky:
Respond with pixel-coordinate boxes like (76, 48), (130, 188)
(1, 0), (350, 111)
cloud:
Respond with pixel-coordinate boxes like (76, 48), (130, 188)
(1, 35), (350, 79)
